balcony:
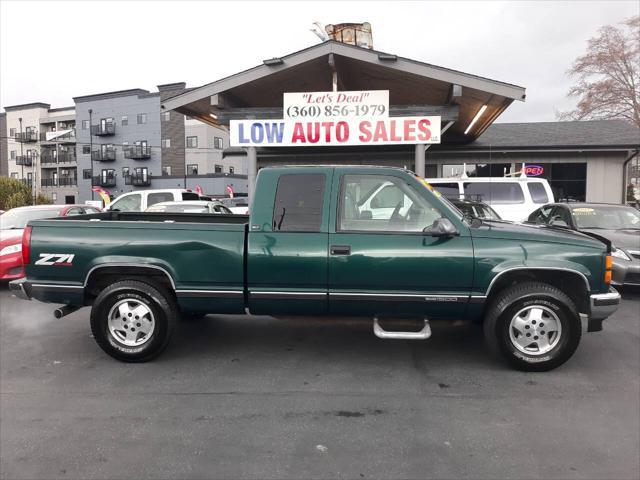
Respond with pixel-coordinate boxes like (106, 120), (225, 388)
(92, 175), (116, 188)
(58, 151), (77, 163)
(41, 177), (78, 187)
(15, 131), (38, 143)
(40, 130), (76, 143)
(125, 173), (151, 187)
(40, 150), (57, 164)
(91, 148), (116, 162)
(124, 145), (151, 160)
(15, 156), (33, 166)
(91, 123), (115, 136)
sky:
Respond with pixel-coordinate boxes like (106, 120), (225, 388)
(1, 0), (638, 123)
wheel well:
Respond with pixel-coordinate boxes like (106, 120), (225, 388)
(487, 269), (589, 313)
(84, 266), (175, 303)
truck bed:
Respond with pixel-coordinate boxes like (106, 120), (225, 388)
(47, 211), (250, 225)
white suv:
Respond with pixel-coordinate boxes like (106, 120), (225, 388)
(425, 177), (555, 221)
(106, 189), (201, 212)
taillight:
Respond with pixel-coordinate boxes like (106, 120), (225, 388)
(22, 225), (32, 265)
(604, 254), (612, 285)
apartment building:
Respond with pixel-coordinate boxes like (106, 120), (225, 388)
(184, 118), (242, 175)
(0, 113), (7, 177)
(3, 103), (78, 204)
(74, 88), (166, 203)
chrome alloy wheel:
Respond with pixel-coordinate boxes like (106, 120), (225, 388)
(107, 299), (156, 347)
(508, 305), (562, 355)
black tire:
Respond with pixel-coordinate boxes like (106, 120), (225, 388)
(90, 280), (177, 362)
(483, 281), (581, 371)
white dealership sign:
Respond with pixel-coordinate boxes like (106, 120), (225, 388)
(229, 89), (442, 147)
(229, 116), (441, 147)
(283, 90), (389, 119)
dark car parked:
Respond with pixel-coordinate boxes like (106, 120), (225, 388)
(527, 203), (640, 286)
(452, 199), (502, 220)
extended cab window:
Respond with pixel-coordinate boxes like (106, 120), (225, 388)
(528, 183), (549, 204)
(272, 174), (325, 232)
(148, 192), (174, 207)
(112, 194), (141, 211)
(339, 174), (441, 232)
(463, 182), (524, 204)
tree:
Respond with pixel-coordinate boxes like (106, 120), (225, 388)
(559, 15), (640, 128)
(0, 177), (52, 210)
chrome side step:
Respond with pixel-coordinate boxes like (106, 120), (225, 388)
(373, 317), (432, 340)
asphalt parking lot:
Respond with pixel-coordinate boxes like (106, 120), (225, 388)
(0, 286), (638, 480)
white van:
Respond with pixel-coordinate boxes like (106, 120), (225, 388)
(425, 177), (554, 221)
(106, 189), (201, 212)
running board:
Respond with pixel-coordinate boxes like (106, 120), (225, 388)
(373, 317), (432, 340)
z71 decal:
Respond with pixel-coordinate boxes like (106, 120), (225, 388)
(35, 253), (75, 266)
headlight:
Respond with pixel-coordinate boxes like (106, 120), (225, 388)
(611, 247), (631, 261)
(0, 244), (22, 256)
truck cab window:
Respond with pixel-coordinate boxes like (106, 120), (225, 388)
(147, 192), (173, 207)
(272, 174), (325, 232)
(339, 174), (441, 232)
(111, 194), (141, 212)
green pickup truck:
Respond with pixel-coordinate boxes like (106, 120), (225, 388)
(10, 166), (621, 371)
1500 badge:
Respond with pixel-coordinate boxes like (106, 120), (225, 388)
(35, 253), (75, 266)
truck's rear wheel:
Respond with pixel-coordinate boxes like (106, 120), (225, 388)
(483, 281), (581, 371)
(90, 280), (176, 362)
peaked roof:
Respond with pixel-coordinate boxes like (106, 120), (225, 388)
(162, 41), (526, 142)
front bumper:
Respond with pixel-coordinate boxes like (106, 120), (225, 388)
(585, 287), (621, 332)
(611, 257), (640, 286)
(9, 277), (30, 300)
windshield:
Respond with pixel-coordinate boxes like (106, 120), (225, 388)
(572, 206), (640, 230)
(0, 208), (63, 230)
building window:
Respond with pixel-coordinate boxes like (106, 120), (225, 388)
(83, 169), (92, 179)
(82, 120), (89, 130)
(161, 138), (171, 148)
(10, 150), (16, 159)
(122, 115), (128, 126)
(229, 166), (235, 174)
(187, 164), (198, 175)
(26, 150), (34, 159)
(214, 164), (223, 173)
(186, 136), (198, 148)
(214, 137), (224, 149)
(122, 167), (130, 178)
(82, 146), (91, 154)
(161, 112), (170, 122)
(9, 128), (16, 137)
(11, 172), (18, 179)
(52, 193), (57, 202)
(137, 113), (147, 124)
(162, 166), (172, 176)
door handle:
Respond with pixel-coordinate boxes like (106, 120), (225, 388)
(330, 245), (351, 256)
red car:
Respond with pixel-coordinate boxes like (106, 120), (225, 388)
(0, 204), (102, 281)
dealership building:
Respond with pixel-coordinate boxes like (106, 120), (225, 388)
(162, 40), (640, 206)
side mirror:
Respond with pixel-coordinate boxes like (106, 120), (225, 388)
(423, 217), (459, 237)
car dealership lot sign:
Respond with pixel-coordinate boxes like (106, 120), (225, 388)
(230, 90), (442, 147)
(283, 90), (389, 119)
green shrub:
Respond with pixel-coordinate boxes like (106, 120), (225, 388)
(0, 177), (53, 210)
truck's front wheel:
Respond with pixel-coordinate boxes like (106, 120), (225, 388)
(483, 282), (582, 371)
(90, 280), (177, 362)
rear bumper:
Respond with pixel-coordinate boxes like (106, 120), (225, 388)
(586, 287), (621, 332)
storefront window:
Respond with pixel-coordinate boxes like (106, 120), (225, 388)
(442, 163), (512, 178)
(529, 163), (586, 202)
(626, 156), (640, 207)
